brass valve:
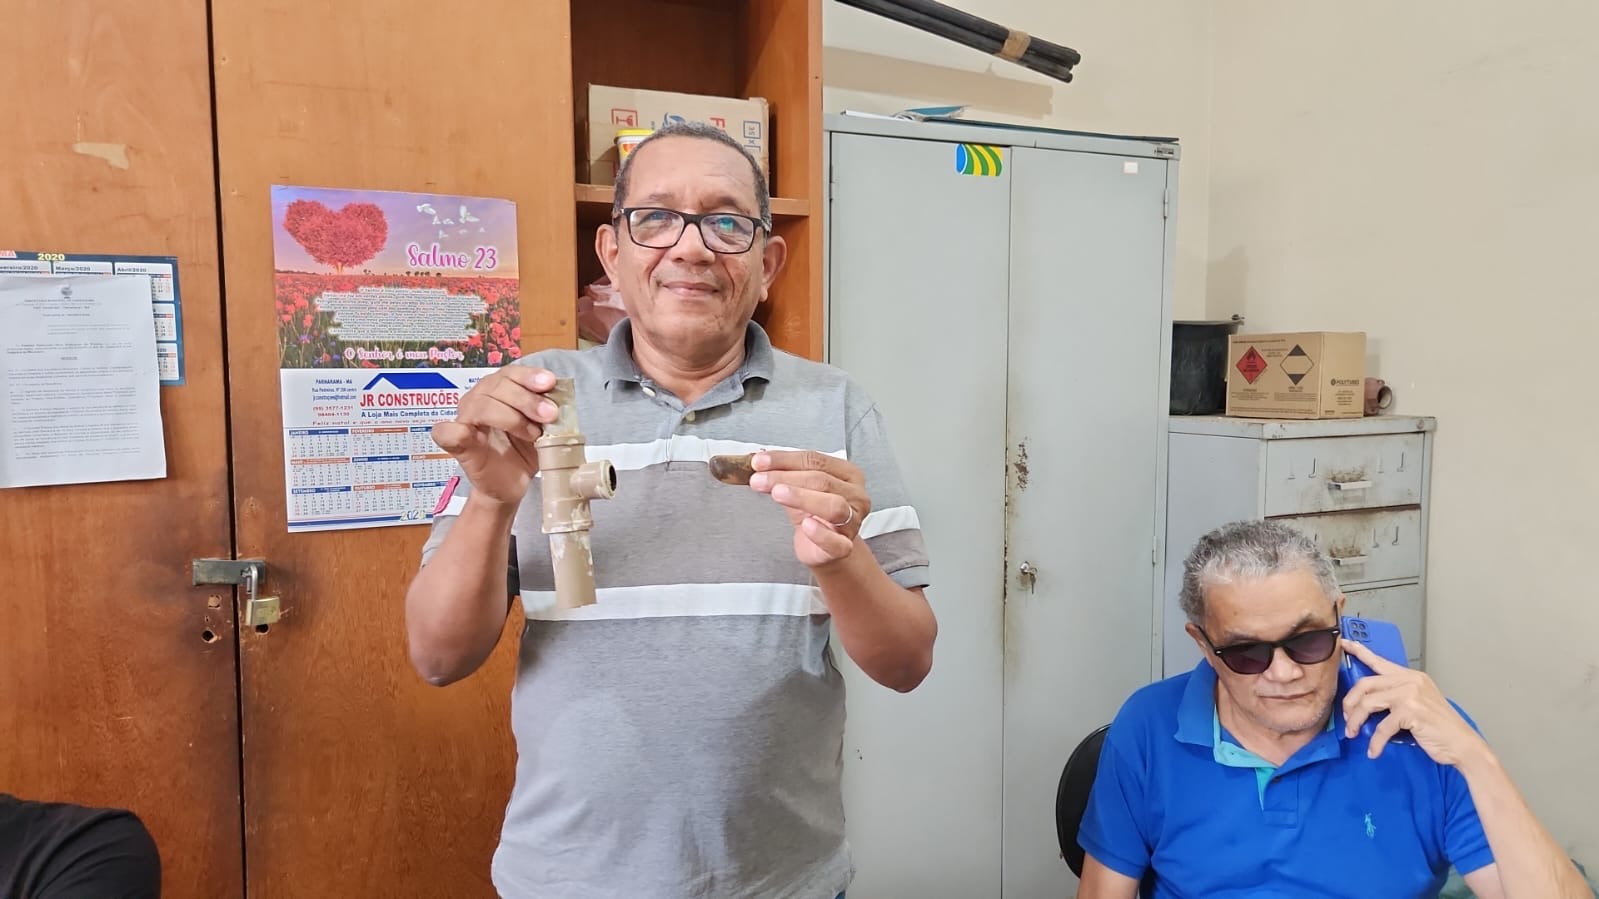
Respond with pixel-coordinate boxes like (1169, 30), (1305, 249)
(534, 378), (616, 609)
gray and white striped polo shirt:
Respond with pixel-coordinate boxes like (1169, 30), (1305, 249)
(420, 320), (930, 899)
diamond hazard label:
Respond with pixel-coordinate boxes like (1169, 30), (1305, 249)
(1235, 346), (1268, 384)
(1281, 344), (1315, 386)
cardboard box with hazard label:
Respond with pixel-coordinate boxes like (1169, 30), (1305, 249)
(1226, 331), (1367, 420)
(583, 84), (769, 187)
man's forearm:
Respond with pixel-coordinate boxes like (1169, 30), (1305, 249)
(813, 539), (935, 692)
(1458, 744), (1589, 899)
(404, 493), (519, 686)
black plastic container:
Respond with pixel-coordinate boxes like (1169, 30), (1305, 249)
(1170, 316), (1244, 415)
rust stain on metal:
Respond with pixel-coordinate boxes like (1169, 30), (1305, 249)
(1013, 440), (1030, 490)
(709, 453), (757, 485)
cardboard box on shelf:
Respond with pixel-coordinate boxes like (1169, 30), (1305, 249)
(583, 84), (769, 187)
(1226, 331), (1366, 420)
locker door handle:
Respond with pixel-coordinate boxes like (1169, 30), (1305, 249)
(1328, 480), (1371, 492)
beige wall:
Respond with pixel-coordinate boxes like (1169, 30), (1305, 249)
(1208, 0), (1599, 864)
(822, 1), (1213, 318)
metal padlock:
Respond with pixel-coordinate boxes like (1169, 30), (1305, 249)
(242, 566), (282, 627)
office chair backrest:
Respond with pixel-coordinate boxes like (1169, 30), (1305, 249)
(1055, 723), (1111, 879)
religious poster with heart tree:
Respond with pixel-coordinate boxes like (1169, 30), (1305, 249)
(270, 184), (518, 533)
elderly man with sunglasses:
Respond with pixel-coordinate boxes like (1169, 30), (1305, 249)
(1077, 519), (1585, 899)
(405, 121), (935, 899)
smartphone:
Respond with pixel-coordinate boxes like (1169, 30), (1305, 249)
(1338, 615), (1416, 746)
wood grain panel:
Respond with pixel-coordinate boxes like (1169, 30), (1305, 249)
(747, 0), (824, 358)
(210, 0), (574, 894)
(0, 3), (242, 898)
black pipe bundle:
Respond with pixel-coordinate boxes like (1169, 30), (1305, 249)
(833, 0), (1081, 84)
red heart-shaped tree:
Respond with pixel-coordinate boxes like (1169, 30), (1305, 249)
(282, 199), (389, 273)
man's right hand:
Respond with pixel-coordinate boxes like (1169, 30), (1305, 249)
(431, 366), (562, 506)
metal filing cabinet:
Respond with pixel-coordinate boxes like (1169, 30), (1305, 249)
(1161, 415), (1436, 675)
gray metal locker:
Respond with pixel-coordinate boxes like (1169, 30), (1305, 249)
(824, 114), (1178, 898)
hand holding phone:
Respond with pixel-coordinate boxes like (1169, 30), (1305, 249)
(1338, 616), (1416, 747)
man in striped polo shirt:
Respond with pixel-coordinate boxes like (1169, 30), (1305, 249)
(405, 122), (936, 899)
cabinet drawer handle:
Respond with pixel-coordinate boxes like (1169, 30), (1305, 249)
(1330, 555), (1369, 566)
(1328, 480), (1371, 492)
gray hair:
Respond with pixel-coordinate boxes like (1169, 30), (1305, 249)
(611, 121), (772, 228)
(1179, 519), (1341, 625)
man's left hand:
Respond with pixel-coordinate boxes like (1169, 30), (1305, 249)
(748, 451), (871, 569)
(1341, 638), (1490, 766)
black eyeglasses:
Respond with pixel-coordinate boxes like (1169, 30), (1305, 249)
(1198, 625), (1341, 675)
(617, 207), (768, 254)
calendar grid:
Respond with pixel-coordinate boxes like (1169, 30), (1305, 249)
(285, 424), (461, 529)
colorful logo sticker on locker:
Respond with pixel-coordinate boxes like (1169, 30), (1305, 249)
(955, 143), (1004, 176)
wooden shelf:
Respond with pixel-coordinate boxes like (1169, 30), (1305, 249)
(574, 183), (809, 228)
(567, 0), (823, 360)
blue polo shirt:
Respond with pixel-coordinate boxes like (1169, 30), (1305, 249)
(1079, 661), (1495, 898)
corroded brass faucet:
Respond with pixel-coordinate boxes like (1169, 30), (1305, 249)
(534, 378), (616, 609)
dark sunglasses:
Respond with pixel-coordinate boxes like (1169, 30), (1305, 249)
(1198, 625), (1341, 675)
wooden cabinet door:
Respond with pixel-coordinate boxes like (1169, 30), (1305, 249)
(0, 3), (243, 898)
(209, 0), (576, 894)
